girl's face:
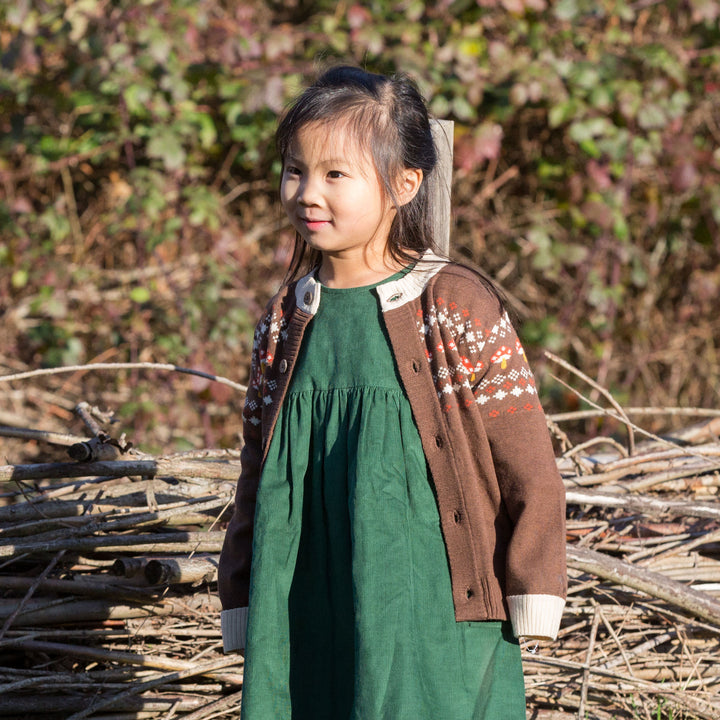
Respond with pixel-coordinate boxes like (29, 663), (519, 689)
(280, 120), (396, 271)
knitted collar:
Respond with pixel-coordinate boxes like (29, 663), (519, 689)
(294, 250), (447, 315)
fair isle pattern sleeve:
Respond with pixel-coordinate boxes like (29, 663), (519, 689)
(409, 267), (566, 638)
(243, 304), (288, 428)
(416, 295), (540, 418)
(218, 292), (289, 618)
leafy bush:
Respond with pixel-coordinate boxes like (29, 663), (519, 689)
(1, 0), (719, 445)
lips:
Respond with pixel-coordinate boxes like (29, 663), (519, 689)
(300, 216), (331, 230)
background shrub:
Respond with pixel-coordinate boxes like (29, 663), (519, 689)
(1, 0), (719, 448)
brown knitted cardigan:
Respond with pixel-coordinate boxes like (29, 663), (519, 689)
(219, 253), (567, 650)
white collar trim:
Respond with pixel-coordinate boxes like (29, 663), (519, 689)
(295, 250), (447, 315)
(375, 251), (446, 311)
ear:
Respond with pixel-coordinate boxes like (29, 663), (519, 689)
(396, 168), (423, 207)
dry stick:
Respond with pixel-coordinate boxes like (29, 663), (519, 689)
(163, 448), (242, 461)
(545, 363), (719, 466)
(641, 526), (720, 564)
(0, 598), (175, 626)
(564, 435), (629, 459)
(596, 605), (635, 676)
(0, 674), (136, 695)
(0, 531), (226, 559)
(564, 455), (720, 488)
(178, 689), (244, 720)
(0, 457), (243, 483)
(74, 400), (104, 436)
(567, 545), (720, 627)
(547, 377), (720, 471)
(578, 605), (602, 719)
(0, 503), (224, 538)
(0, 425), (88, 447)
(0, 575), (160, 603)
(26, 477), (234, 505)
(144, 556), (218, 586)
(596, 631), (675, 671)
(221, 179), (269, 205)
(565, 487), (720, 521)
(64, 654), (243, 720)
(212, 142), (241, 190)
(545, 351), (636, 455)
(2, 496), (229, 547)
(0, 362), (247, 393)
(596, 443), (720, 472)
(677, 627), (707, 695)
(12, 639), (241, 686)
(60, 165), (82, 249)
(521, 655), (719, 719)
(549, 407), (720, 423)
(0, 549), (65, 641)
(0, 668), (216, 694)
(0, 696), (214, 715)
(162, 698), (182, 720)
(623, 462), (720, 492)
(0, 488), (228, 525)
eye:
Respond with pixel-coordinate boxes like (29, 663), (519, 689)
(327, 170), (345, 179)
(284, 165), (301, 176)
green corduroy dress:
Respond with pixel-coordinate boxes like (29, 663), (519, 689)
(240, 272), (526, 720)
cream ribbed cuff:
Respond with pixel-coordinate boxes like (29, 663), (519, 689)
(507, 594), (565, 640)
(221, 606), (249, 653)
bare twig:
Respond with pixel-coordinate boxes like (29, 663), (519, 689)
(567, 545), (720, 627)
(566, 487), (720, 521)
(63, 654), (242, 720)
(178, 689), (244, 720)
(0, 426), (88, 447)
(0, 363), (247, 393)
(578, 605), (602, 718)
(0, 457), (242, 484)
(546, 351), (636, 454)
(0, 550), (65, 641)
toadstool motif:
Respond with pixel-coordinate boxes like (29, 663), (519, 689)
(490, 345), (513, 370)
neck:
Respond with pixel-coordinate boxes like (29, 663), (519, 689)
(317, 248), (405, 289)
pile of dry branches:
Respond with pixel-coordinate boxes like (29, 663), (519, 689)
(0, 435), (242, 718)
(1, 360), (720, 719)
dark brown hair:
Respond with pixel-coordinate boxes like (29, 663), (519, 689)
(276, 65), (439, 282)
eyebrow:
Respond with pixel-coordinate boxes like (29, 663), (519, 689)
(285, 154), (352, 168)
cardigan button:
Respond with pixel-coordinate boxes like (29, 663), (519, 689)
(466, 588), (474, 600)
(303, 291), (313, 305)
(279, 359), (288, 373)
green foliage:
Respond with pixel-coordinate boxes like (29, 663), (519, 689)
(1, 0), (719, 436)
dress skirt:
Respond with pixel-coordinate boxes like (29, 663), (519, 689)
(240, 274), (526, 720)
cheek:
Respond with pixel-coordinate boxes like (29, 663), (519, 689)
(279, 180), (294, 209)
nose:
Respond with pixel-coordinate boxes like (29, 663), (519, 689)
(297, 175), (320, 206)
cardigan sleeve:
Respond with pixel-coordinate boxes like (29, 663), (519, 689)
(470, 305), (567, 639)
(217, 310), (269, 651)
(429, 269), (567, 639)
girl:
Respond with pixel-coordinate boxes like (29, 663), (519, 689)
(219, 65), (567, 719)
